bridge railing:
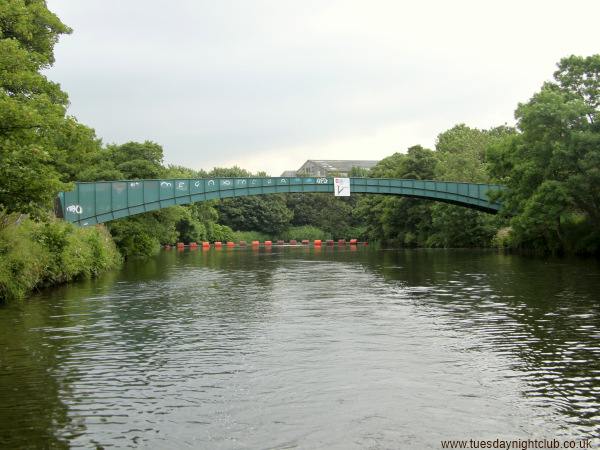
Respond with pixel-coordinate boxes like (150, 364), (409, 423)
(58, 177), (504, 226)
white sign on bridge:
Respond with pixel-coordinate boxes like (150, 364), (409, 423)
(334, 177), (351, 197)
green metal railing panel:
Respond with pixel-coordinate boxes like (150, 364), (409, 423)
(57, 177), (505, 226)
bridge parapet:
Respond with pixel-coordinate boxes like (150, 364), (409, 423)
(58, 177), (504, 226)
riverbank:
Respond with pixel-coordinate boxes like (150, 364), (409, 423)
(0, 214), (121, 302)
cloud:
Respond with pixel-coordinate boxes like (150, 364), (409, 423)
(46, 0), (600, 175)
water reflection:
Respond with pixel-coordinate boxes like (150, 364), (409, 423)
(367, 250), (600, 436)
(0, 248), (599, 448)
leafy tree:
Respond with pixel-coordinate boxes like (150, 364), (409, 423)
(286, 193), (361, 238)
(489, 54), (600, 253)
(427, 204), (498, 248)
(162, 165), (208, 179)
(216, 195), (293, 235)
(106, 141), (164, 179)
(426, 124), (513, 247)
(348, 166), (370, 177)
(0, 1), (72, 215)
(207, 166), (253, 178)
(0, 0), (71, 66)
(200, 166), (288, 236)
(108, 207), (187, 257)
(357, 145), (438, 245)
(51, 118), (104, 182)
(435, 124), (514, 182)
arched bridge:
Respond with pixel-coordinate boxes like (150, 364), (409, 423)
(57, 177), (505, 226)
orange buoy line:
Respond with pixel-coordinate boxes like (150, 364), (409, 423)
(163, 239), (368, 249)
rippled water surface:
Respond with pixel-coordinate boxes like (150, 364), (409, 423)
(1, 248), (600, 448)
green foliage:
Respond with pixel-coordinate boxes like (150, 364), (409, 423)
(285, 193), (361, 239)
(0, 213), (121, 301)
(74, 140), (168, 182)
(176, 216), (206, 244)
(107, 207), (187, 257)
(435, 124), (514, 182)
(489, 54), (600, 254)
(348, 166), (370, 177)
(425, 124), (513, 247)
(0, 0), (72, 67)
(0, 215), (48, 300)
(206, 223), (235, 242)
(217, 195), (293, 235)
(108, 219), (161, 259)
(0, 1), (86, 215)
(354, 129), (515, 248)
(105, 141), (164, 179)
(279, 225), (331, 241)
(427, 204), (499, 248)
(356, 145), (438, 245)
(162, 165), (208, 179)
(230, 230), (272, 242)
(207, 166), (254, 178)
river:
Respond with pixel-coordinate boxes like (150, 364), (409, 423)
(1, 247), (599, 449)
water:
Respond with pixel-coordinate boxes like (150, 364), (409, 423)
(1, 248), (599, 449)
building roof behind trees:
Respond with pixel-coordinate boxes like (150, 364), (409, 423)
(280, 160), (379, 177)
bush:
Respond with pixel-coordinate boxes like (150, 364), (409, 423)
(206, 223), (234, 242)
(492, 227), (513, 249)
(279, 225), (331, 241)
(108, 219), (161, 259)
(231, 230), (272, 243)
(0, 214), (121, 301)
(81, 225), (122, 276)
(0, 218), (49, 300)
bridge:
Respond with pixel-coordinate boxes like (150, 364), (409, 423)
(57, 177), (505, 226)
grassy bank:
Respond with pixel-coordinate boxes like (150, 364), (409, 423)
(0, 214), (122, 301)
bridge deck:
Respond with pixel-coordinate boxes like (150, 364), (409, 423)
(57, 177), (504, 226)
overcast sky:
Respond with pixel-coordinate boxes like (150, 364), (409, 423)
(46, 0), (600, 176)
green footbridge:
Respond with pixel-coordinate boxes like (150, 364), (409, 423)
(57, 177), (505, 226)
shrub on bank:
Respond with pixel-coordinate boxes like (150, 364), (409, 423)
(279, 225), (332, 241)
(231, 230), (272, 243)
(205, 223), (234, 243)
(0, 214), (121, 301)
(0, 217), (48, 300)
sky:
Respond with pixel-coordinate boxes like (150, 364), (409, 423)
(46, 0), (600, 176)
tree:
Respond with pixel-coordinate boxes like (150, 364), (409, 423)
(106, 141), (165, 179)
(435, 124), (514, 182)
(0, 0), (71, 67)
(356, 145), (438, 245)
(489, 54), (600, 253)
(0, 1), (72, 215)
(427, 124), (513, 248)
(216, 195), (293, 235)
(285, 193), (361, 238)
(162, 165), (208, 179)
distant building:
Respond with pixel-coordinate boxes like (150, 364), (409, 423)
(280, 170), (297, 177)
(294, 160), (379, 177)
